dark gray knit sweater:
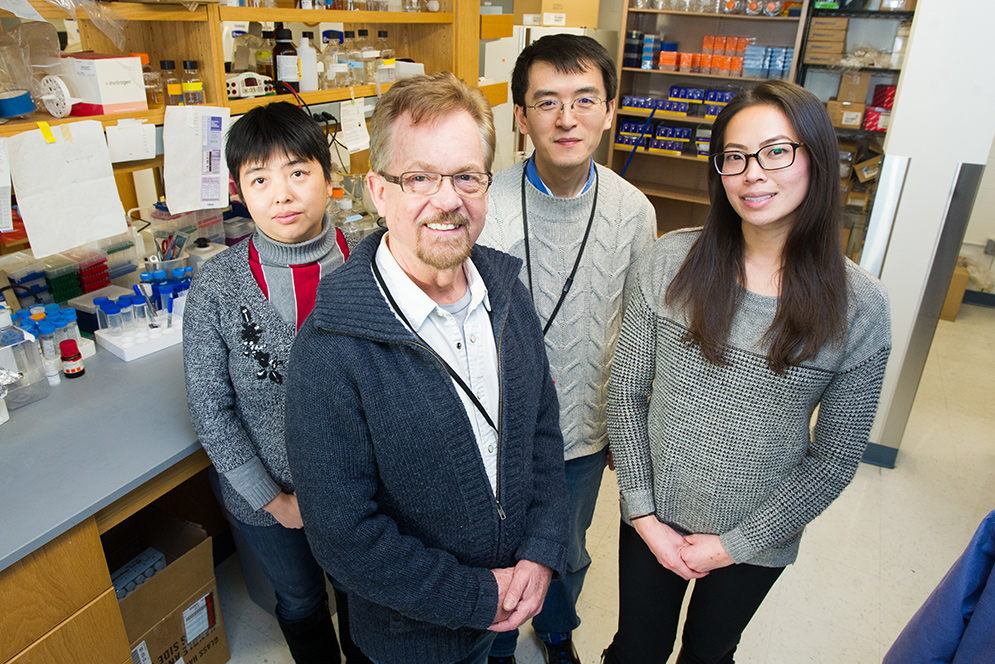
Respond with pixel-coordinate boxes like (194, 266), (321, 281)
(609, 229), (891, 567)
(183, 223), (345, 525)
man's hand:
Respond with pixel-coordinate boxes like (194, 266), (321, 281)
(490, 567), (515, 626)
(632, 516), (707, 581)
(488, 560), (553, 632)
(680, 533), (734, 574)
(262, 492), (304, 529)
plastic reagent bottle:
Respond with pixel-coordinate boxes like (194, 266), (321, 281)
(344, 31), (364, 86)
(298, 32), (319, 92)
(357, 30), (379, 85)
(376, 31), (396, 83)
(160, 60), (183, 105)
(258, 30), (276, 79)
(274, 28), (300, 92)
(133, 53), (165, 109)
(181, 60), (206, 105)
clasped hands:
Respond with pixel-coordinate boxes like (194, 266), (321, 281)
(488, 560), (553, 631)
(632, 515), (733, 580)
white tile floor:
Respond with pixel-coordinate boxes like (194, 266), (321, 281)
(216, 303), (995, 664)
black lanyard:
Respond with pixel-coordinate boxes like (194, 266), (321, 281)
(521, 163), (599, 336)
(371, 253), (497, 433)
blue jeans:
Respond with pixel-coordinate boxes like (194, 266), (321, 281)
(236, 518), (333, 621)
(489, 447), (608, 656)
(373, 632), (496, 664)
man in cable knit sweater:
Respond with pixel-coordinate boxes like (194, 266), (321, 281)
(478, 35), (656, 664)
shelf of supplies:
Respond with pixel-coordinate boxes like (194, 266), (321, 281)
(812, 9), (913, 19)
(627, 178), (710, 205)
(617, 108), (716, 125)
(622, 67), (769, 82)
(801, 64), (901, 74)
(613, 143), (709, 164)
(4, 1), (212, 21)
(628, 8), (799, 21)
(0, 108), (167, 139)
(218, 7), (453, 22)
(228, 83), (394, 114)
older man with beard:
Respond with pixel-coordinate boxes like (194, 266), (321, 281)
(284, 72), (570, 664)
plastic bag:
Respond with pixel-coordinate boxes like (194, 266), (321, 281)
(0, 22), (62, 106)
(961, 256), (995, 293)
(41, 0), (126, 52)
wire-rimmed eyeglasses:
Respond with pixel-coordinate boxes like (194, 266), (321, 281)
(379, 171), (493, 197)
(523, 97), (608, 115)
(711, 142), (805, 176)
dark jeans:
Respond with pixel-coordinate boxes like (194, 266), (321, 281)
(489, 447), (608, 656)
(604, 520), (783, 664)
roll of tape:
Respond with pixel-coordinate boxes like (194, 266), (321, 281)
(0, 90), (36, 118)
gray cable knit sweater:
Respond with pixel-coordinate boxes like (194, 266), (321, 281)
(609, 229), (891, 567)
(479, 162), (656, 461)
(183, 222), (345, 526)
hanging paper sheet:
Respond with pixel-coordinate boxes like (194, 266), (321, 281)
(5, 120), (126, 257)
(163, 105), (230, 214)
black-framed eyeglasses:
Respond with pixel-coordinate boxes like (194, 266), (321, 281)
(712, 142), (805, 176)
(524, 97), (607, 115)
(379, 171), (493, 197)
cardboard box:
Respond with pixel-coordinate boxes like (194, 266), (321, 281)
(105, 508), (229, 664)
(810, 16), (849, 30)
(837, 71), (872, 103)
(941, 265), (969, 322)
(514, 0), (599, 28)
(826, 100), (865, 129)
(61, 53), (147, 116)
(854, 155), (882, 182)
(803, 52), (843, 66)
(808, 27), (848, 42)
(805, 41), (846, 56)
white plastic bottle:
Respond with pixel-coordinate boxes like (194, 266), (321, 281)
(298, 32), (319, 92)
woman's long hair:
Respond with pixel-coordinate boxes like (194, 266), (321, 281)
(665, 80), (847, 373)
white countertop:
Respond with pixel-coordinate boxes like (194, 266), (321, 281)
(0, 344), (199, 572)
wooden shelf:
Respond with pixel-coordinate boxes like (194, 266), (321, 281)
(479, 81), (507, 107)
(617, 108), (715, 125)
(2, 1), (212, 20)
(228, 83), (392, 114)
(614, 143), (709, 164)
(812, 8), (913, 19)
(626, 178), (710, 205)
(0, 108), (166, 139)
(480, 14), (513, 40)
(802, 64), (901, 75)
(622, 67), (769, 82)
(218, 7), (453, 22)
(629, 8), (799, 21)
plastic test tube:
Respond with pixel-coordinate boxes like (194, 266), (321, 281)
(37, 320), (58, 358)
(60, 308), (83, 343)
(117, 296), (135, 332)
(93, 297), (111, 329)
(131, 295), (149, 329)
(53, 317), (69, 345)
(104, 304), (123, 337)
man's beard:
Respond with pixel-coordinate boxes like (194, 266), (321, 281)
(415, 210), (473, 270)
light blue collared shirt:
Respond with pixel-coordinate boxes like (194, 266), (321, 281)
(373, 233), (501, 494)
(525, 153), (596, 197)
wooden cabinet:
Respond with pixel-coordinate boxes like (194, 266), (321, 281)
(608, 4), (809, 234)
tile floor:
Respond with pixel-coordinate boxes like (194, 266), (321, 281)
(216, 303), (995, 664)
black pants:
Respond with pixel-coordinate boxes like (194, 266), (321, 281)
(604, 520), (783, 664)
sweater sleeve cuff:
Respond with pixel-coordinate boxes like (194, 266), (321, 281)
(620, 489), (656, 521)
(719, 528), (756, 565)
(515, 536), (569, 577)
(465, 567), (500, 629)
(223, 457), (282, 511)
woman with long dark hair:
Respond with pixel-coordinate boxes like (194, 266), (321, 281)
(602, 80), (892, 663)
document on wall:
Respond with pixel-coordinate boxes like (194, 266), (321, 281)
(0, 138), (12, 233)
(105, 119), (156, 163)
(5, 120), (126, 256)
(340, 99), (370, 154)
(163, 105), (230, 214)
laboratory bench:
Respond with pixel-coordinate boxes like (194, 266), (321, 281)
(0, 343), (212, 664)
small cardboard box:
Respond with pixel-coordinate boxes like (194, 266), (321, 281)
(105, 508), (229, 664)
(514, 0), (599, 28)
(61, 53), (148, 116)
(803, 52), (842, 66)
(837, 71), (872, 103)
(941, 265), (969, 321)
(854, 155), (882, 183)
(808, 27), (848, 42)
(810, 16), (849, 30)
(826, 100), (865, 129)
(805, 41), (846, 56)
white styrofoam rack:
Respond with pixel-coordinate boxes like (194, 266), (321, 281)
(94, 319), (182, 362)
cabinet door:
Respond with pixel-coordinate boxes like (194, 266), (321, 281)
(7, 588), (131, 664)
(0, 519), (113, 662)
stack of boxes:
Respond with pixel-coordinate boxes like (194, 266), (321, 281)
(43, 254), (82, 304)
(0, 253), (52, 305)
(63, 247), (111, 295)
(640, 34), (661, 70)
(803, 16), (848, 66)
(863, 84), (896, 132)
(826, 70), (870, 130)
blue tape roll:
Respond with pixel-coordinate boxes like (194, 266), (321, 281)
(0, 90), (36, 118)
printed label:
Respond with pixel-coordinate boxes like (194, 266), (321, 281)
(131, 642), (153, 664)
(74, 60), (97, 77)
(182, 592), (212, 643)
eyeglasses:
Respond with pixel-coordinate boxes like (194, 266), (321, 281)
(712, 142), (805, 176)
(379, 171), (493, 197)
(524, 97), (607, 115)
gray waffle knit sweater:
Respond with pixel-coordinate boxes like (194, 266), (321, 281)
(183, 221), (345, 526)
(609, 229), (891, 567)
(480, 162), (656, 460)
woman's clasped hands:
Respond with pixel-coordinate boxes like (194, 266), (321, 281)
(632, 515), (734, 580)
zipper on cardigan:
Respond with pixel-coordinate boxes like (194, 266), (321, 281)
(494, 307), (507, 522)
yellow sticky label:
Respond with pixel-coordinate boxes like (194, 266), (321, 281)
(37, 121), (56, 143)
(167, 83), (183, 95)
(382, 58), (396, 66)
(181, 82), (204, 93)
